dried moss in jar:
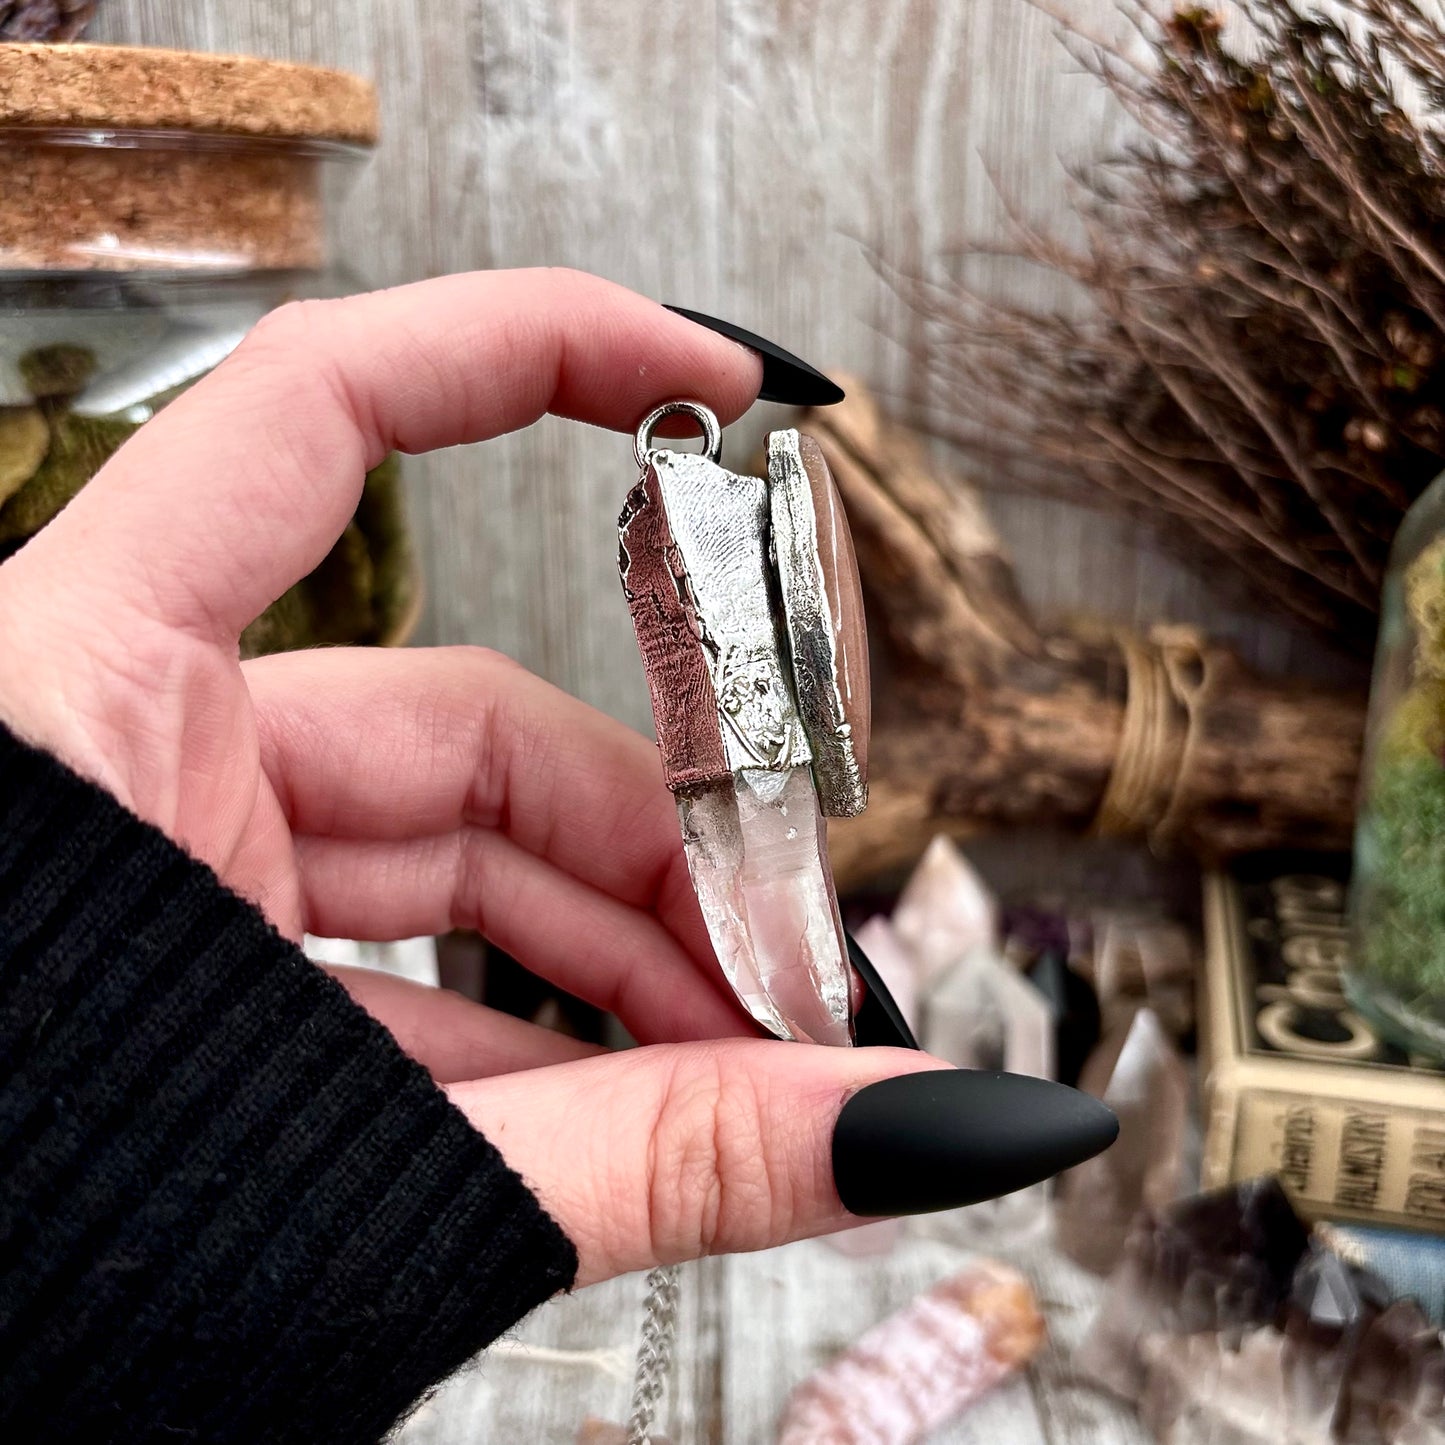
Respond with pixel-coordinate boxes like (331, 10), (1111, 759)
(1348, 472), (1445, 1058)
(0, 43), (419, 652)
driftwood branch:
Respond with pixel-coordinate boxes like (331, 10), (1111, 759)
(806, 382), (1367, 892)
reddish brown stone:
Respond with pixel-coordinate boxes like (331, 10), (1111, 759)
(617, 466), (729, 789)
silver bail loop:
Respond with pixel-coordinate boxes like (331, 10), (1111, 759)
(633, 399), (723, 470)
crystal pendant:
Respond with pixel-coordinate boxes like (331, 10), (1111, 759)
(618, 405), (869, 1048)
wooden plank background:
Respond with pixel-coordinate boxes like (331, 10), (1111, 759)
(390, 1220), (1152, 1445)
(94, 0), (1339, 743)
(83, 4), (1331, 1440)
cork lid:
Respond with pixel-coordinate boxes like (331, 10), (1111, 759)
(0, 43), (378, 146)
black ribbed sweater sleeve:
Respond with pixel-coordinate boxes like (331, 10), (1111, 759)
(0, 722), (578, 1443)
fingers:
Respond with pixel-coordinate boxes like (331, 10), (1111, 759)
(326, 964), (602, 1082)
(447, 1041), (946, 1287)
(297, 831), (751, 1043)
(21, 270), (762, 639)
(248, 645), (713, 959)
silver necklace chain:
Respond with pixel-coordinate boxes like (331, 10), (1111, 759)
(625, 1265), (680, 1445)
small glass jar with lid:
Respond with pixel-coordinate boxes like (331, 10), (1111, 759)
(1347, 469), (1445, 1058)
(0, 42), (417, 653)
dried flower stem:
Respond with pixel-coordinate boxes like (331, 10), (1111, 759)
(905, 0), (1445, 644)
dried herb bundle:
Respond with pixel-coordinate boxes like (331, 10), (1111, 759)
(907, 0), (1445, 646)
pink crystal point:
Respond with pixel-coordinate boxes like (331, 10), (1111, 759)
(892, 835), (998, 985)
(924, 946), (1055, 1080)
(776, 1260), (1045, 1445)
(1055, 1007), (1190, 1274)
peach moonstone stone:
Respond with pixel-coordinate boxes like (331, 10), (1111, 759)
(798, 433), (871, 788)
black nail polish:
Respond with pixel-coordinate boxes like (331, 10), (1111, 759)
(847, 931), (920, 1050)
(832, 1069), (1119, 1217)
(663, 305), (846, 407)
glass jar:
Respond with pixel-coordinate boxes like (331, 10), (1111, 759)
(0, 43), (418, 654)
(1347, 468), (1445, 1058)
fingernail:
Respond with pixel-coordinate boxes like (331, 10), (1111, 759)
(832, 1070), (1119, 1216)
(846, 930), (920, 1050)
(663, 305), (846, 407)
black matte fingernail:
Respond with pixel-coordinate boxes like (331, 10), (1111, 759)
(847, 931), (920, 1050)
(832, 1069), (1119, 1217)
(663, 305), (846, 407)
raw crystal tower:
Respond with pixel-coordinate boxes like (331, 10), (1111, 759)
(619, 410), (869, 1047)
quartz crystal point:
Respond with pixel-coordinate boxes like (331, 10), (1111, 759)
(1079, 1179), (1445, 1444)
(1055, 1008), (1191, 1274)
(1136, 1328), (1292, 1445)
(1076, 1177), (1311, 1400)
(924, 947), (1054, 1080)
(1281, 1248), (1394, 1438)
(1330, 1297), (1445, 1443)
(679, 766), (851, 1046)
(892, 835), (998, 986)
(1090, 913), (1198, 1040)
(1122, 1253), (1445, 1445)
(775, 1260), (1045, 1445)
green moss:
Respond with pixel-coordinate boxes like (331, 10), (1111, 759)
(0, 406), (49, 506)
(238, 458), (416, 659)
(352, 453), (417, 642)
(1380, 678), (1445, 764)
(0, 411), (139, 542)
(2, 345), (418, 656)
(1406, 536), (1445, 676)
(20, 343), (97, 400)
(1355, 752), (1445, 1008)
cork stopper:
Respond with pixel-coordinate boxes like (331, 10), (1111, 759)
(0, 44), (378, 272)
(0, 43), (378, 144)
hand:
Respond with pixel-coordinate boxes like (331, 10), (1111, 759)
(0, 268), (940, 1288)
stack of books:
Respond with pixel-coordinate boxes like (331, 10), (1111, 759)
(1201, 854), (1445, 1232)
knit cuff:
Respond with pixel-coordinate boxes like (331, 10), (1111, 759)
(0, 721), (578, 1443)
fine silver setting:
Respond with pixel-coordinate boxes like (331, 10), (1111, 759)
(768, 429), (869, 817)
(646, 447), (811, 776)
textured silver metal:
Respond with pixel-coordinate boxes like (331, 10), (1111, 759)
(633, 399), (723, 470)
(647, 449), (812, 773)
(767, 429), (868, 816)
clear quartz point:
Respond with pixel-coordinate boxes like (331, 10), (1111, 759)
(678, 765), (852, 1047)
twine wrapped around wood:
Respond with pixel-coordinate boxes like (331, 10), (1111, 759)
(1090, 624), (1221, 848)
(805, 382), (1367, 892)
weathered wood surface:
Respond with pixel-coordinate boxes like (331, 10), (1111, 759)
(92, 0), (1347, 751)
(394, 1222), (1150, 1445)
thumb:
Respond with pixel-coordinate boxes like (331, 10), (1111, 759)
(447, 1040), (1117, 1287)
